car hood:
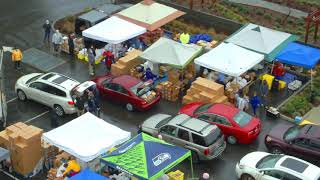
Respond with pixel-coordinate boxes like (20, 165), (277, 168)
(179, 102), (204, 116)
(142, 114), (172, 130)
(240, 151), (270, 167)
(16, 73), (43, 85)
(267, 123), (292, 139)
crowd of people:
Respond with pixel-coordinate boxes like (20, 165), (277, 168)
(73, 85), (101, 117)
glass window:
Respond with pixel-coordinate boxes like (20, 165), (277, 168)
(118, 86), (129, 95)
(194, 104), (212, 114)
(193, 128), (222, 147)
(310, 140), (320, 150)
(30, 82), (48, 91)
(26, 74), (42, 84)
(160, 125), (177, 136)
(215, 115), (231, 126)
(263, 170), (284, 179)
(192, 133), (206, 146)
(294, 138), (309, 148)
(233, 111), (252, 127)
(256, 154), (284, 169)
(198, 114), (215, 121)
(47, 86), (66, 97)
(105, 83), (119, 91)
(41, 73), (55, 80)
(178, 129), (190, 141)
(155, 116), (172, 128)
(284, 126), (304, 142)
(282, 172), (302, 180)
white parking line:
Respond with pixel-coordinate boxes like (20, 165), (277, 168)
(24, 110), (50, 124)
(6, 97), (18, 103)
(0, 169), (19, 180)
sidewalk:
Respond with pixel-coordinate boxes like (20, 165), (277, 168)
(303, 106), (320, 124)
(228, 0), (308, 18)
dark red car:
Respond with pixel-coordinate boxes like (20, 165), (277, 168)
(265, 124), (320, 164)
(179, 102), (261, 144)
(92, 74), (161, 111)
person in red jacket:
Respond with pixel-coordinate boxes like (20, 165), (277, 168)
(103, 50), (114, 72)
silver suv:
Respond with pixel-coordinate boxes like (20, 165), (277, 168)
(141, 113), (226, 162)
(15, 72), (80, 116)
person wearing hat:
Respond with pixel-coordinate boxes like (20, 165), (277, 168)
(52, 29), (63, 55)
(11, 47), (23, 70)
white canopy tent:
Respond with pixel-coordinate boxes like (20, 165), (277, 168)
(42, 112), (131, 162)
(82, 16), (146, 44)
(194, 42), (264, 77)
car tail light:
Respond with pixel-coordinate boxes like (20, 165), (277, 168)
(68, 101), (75, 105)
(204, 148), (210, 156)
(266, 136), (272, 142)
(141, 101), (147, 105)
(248, 130), (255, 135)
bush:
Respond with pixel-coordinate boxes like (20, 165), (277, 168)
(264, 14), (272, 21)
(256, 10), (264, 16)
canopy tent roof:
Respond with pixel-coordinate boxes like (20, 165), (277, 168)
(275, 42), (320, 69)
(42, 112), (131, 162)
(225, 23), (298, 61)
(97, 4), (124, 16)
(115, 1), (185, 31)
(82, 16), (146, 44)
(140, 37), (203, 69)
(101, 133), (191, 180)
(69, 169), (109, 180)
(78, 10), (108, 24)
(194, 42), (264, 77)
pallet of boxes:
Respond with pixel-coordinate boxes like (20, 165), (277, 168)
(183, 77), (228, 104)
(155, 69), (183, 102)
(0, 122), (44, 177)
(47, 150), (72, 180)
(111, 49), (143, 76)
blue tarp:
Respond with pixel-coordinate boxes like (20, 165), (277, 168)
(276, 42), (320, 69)
(69, 169), (109, 180)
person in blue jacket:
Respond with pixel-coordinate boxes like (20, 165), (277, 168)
(250, 91), (261, 116)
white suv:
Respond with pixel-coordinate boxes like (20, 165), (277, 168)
(235, 151), (320, 180)
(15, 72), (80, 116)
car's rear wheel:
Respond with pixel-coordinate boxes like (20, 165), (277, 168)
(270, 146), (283, 154)
(227, 136), (237, 144)
(54, 105), (65, 117)
(241, 174), (255, 180)
(17, 90), (27, 101)
(126, 103), (134, 111)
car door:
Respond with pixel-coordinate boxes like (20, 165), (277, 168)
(28, 82), (51, 105)
(159, 125), (178, 144)
(197, 113), (232, 136)
(176, 128), (193, 150)
(259, 169), (283, 180)
(289, 138), (319, 162)
(102, 83), (121, 101)
(47, 86), (68, 107)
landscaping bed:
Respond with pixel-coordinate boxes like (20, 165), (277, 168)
(279, 67), (320, 118)
(265, 0), (320, 12)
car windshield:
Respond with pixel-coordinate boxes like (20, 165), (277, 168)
(204, 128), (222, 146)
(155, 116), (172, 128)
(256, 154), (284, 169)
(26, 74), (42, 84)
(283, 125), (304, 141)
(233, 111), (252, 127)
(130, 82), (152, 97)
(194, 104), (212, 114)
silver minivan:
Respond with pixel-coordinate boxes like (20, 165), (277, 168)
(141, 113), (226, 162)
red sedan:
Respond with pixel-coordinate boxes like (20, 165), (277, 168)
(92, 74), (160, 111)
(179, 103), (261, 144)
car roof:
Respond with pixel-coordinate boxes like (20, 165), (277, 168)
(112, 75), (141, 89)
(78, 10), (108, 23)
(168, 114), (217, 136)
(39, 73), (80, 91)
(276, 156), (320, 179)
(299, 125), (320, 139)
(209, 103), (239, 117)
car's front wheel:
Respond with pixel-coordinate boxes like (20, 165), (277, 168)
(126, 103), (134, 111)
(54, 105), (65, 117)
(17, 90), (27, 101)
(241, 174), (255, 180)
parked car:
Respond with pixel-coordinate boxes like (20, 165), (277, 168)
(265, 124), (320, 164)
(179, 103), (261, 144)
(92, 74), (160, 111)
(15, 72), (80, 116)
(140, 113), (226, 162)
(235, 151), (320, 180)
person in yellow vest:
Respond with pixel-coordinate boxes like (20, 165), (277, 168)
(62, 157), (81, 178)
(11, 48), (23, 70)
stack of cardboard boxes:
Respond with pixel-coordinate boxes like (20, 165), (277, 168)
(111, 49), (143, 76)
(156, 81), (182, 102)
(0, 122), (44, 176)
(183, 77), (228, 104)
(130, 67), (144, 79)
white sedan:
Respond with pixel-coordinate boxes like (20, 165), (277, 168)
(235, 151), (320, 180)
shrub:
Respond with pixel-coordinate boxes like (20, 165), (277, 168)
(256, 10), (264, 16)
(275, 17), (282, 24)
(264, 14), (272, 21)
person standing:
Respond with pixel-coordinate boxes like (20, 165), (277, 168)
(52, 30), (63, 56)
(11, 47), (23, 70)
(74, 94), (85, 117)
(103, 50), (114, 72)
(43, 19), (52, 44)
(260, 80), (269, 107)
(88, 45), (96, 76)
(250, 91), (261, 116)
(236, 92), (249, 112)
(68, 34), (75, 57)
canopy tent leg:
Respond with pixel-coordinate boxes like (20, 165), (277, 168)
(311, 68), (313, 91)
(190, 156), (194, 179)
(270, 61), (275, 74)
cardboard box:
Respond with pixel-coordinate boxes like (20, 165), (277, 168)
(213, 96), (228, 103)
(6, 125), (19, 135)
(0, 130), (9, 148)
(13, 122), (29, 130)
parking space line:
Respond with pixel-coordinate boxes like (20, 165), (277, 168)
(0, 169), (19, 180)
(24, 110), (50, 124)
(6, 97), (18, 103)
